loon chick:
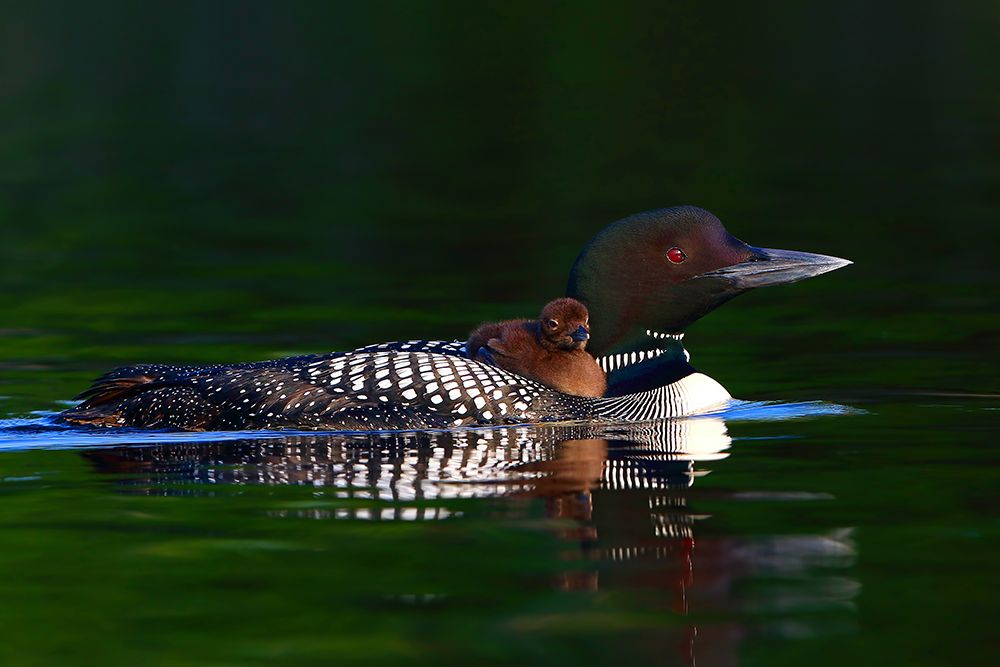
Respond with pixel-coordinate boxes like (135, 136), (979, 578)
(466, 298), (606, 398)
(60, 205), (851, 431)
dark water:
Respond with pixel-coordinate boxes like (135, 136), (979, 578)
(1, 3), (997, 666)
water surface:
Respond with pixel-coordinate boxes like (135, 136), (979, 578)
(1, 2), (998, 665)
(0, 393), (994, 666)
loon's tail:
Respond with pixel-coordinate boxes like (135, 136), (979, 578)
(61, 365), (215, 429)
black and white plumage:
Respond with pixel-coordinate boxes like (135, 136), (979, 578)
(62, 337), (730, 430)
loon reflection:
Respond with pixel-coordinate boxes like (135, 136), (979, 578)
(77, 416), (857, 666)
(82, 419), (731, 499)
(81, 417), (858, 631)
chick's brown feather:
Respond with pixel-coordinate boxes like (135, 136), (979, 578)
(465, 300), (606, 397)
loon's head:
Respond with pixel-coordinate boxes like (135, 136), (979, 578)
(537, 297), (591, 352)
(566, 206), (851, 357)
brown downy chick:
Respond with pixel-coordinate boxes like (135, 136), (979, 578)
(466, 298), (607, 397)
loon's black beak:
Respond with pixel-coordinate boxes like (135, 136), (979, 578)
(697, 247), (852, 289)
(570, 325), (590, 342)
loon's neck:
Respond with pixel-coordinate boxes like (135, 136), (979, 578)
(599, 332), (695, 398)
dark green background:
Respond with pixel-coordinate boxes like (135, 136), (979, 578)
(0, 3), (997, 666)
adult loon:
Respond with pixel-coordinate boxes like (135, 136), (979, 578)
(60, 206), (851, 431)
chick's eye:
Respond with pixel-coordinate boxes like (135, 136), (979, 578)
(666, 246), (687, 264)
(546, 319), (559, 329)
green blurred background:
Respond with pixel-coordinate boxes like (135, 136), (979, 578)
(2, 1), (997, 413)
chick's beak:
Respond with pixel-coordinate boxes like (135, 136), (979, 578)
(570, 325), (590, 343)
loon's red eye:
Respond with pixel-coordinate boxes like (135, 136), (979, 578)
(666, 246), (687, 263)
